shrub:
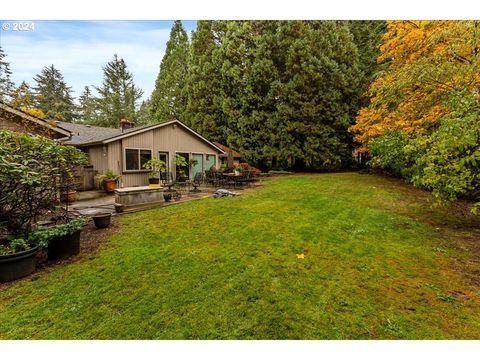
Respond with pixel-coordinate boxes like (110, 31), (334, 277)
(0, 130), (87, 239)
(405, 96), (480, 212)
(367, 129), (411, 177)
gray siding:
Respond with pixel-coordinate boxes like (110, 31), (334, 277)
(95, 123), (221, 188)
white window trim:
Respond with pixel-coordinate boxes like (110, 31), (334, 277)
(123, 147), (152, 173)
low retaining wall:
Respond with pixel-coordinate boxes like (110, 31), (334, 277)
(114, 186), (165, 212)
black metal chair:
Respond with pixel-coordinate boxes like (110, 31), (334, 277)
(191, 172), (203, 192)
(243, 171), (253, 187)
(160, 171), (174, 185)
(204, 170), (214, 186)
(213, 172), (227, 187)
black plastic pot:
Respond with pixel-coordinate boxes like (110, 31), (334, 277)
(163, 191), (173, 202)
(47, 230), (81, 260)
(0, 246), (38, 282)
(93, 213), (112, 229)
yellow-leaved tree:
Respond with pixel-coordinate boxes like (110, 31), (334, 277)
(350, 20), (480, 147)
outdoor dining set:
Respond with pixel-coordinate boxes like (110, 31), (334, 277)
(158, 170), (256, 201)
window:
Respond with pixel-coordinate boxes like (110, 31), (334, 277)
(158, 152), (169, 171)
(124, 148), (152, 171)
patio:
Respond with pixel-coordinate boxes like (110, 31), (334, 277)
(71, 173), (260, 217)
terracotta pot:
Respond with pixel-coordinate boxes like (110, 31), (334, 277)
(103, 179), (117, 193)
(60, 190), (77, 203)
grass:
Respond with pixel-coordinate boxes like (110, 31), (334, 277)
(0, 173), (479, 339)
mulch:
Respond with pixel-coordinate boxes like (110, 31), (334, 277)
(0, 220), (120, 289)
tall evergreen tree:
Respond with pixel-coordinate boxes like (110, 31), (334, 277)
(94, 54), (143, 128)
(347, 20), (387, 107)
(217, 21), (361, 170)
(150, 20), (189, 122)
(77, 86), (98, 124)
(136, 98), (152, 125)
(276, 21), (361, 169)
(32, 64), (76, 122)
(183, 20), (226, 141)
(0, 46), (15, 103)
(218, 21), (283, 168)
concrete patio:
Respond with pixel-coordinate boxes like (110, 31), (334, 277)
(70, 186), (233, 216)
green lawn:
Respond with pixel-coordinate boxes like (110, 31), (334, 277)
(1, 173), (479, 339)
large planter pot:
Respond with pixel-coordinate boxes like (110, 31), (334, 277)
(60, 190), (77, 203)
(148, 178), (160, 187)
(93, 213), (112, 229)
(103, 179), (117, 193)
(47, 230), (81, 260)
(163, 191), (173, 202)
(0, 246), (38, 282)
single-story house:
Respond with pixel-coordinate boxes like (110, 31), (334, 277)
(1, 101), (229, 188)
(58, 119), (225, 188)
(0, 101), (71, 140)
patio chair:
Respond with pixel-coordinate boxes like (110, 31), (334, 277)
(237, 171), (251, 187)
(213, 172), (227, 187)
(244, 171), (254, 187)
(160, 171), (174, 186)
(204, 170), (214, 186)
(191, 172), (203, 192)
(175, 174), (190, 196)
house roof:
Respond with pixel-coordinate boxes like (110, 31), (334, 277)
(0, 101), (72, 138)
(213, 142), (241, 158)
(57, 122), (123, 145)
(59, 119), (225, 154)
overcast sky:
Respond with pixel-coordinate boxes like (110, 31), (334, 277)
(0, 20), (197, 101)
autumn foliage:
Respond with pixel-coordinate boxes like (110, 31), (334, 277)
(351, 20), (480, 146)
(351, 20), (480, 211)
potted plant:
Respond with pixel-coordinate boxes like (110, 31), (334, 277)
(30, 217), (86, 261)
(143, 158), (166, 187)
(98, 169), (120, 193)
(0, 130), (87, 281)
(60, 190), (77, 203)
(175, 155), (188, 181)
(234, 165), (243, 176)
(0, 238), (42, 282)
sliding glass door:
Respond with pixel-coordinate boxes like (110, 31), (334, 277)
(192, 153), (204, 179)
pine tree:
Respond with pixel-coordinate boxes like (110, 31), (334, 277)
(136, 98), (152, 125)
(182, 20), (226, 141)
(32, 64), (76, 122)
(150, 20), (189, 122)
(0, 46), (15, 103)
(218, 21), (283, 168)
(217, 21), (361, 170)
(94, 54), (143, 128)
(276, 21), (361, 169)
(78, 86), (98, 124)
(346, 21), (387, 108)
